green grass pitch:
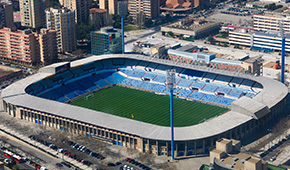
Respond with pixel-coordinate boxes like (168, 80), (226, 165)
(70, 86), (228, 127)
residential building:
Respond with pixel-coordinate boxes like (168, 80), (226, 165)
(91, 27), (122, 55)
(0, 27), (58, 66)
(19, 0), (44, 28)
(34, 29), (58, 65)
(100, 0), (117, 14)
(128, 0), (160, 19)
(45, 7), (77, 53)
(253, 14), (290, 32)
(0, 2), (13, 28)
(0, 27), (36, 65)
(89, 8), (110, 28)
(59, 0), (92, 23)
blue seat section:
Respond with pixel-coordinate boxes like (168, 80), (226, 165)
(215, 96), (235, 106)
(154, 75), (166, 83)
(188, 91), (205, 100)
(191, 81), (205, 89)
(70, 67), (86, 76)
(177, 79), (192, 88)
(39, 90), (63, 101)
(140, 82), (155, 90)
(201, 94), (218, 103)
(228, 88), (244, 98)
(143, 72), (156, 79)
(215, 75), (232, 83)
(58, 96), (69, 103)
(129, 79), (143, 88)
(81, 63), (96, 71)
(121, 78), (133, 85)
(80, 78), (99, 91)
(101, 59), (113, 68)
(89, 75), (109, 87)
(163, 87), (180, 94)
(178, 89), (192, 97)
(54, 86), (78, 99)
(253, 82), (263, 89)
(183, 69), (204, 77)
(26, 82), (44, 94)
(99, 72), (114, 84)
(66, 81), (88, 95)
(244, 92), (254, 98)
(230, 77), (243, 85)
(241, 79), (254, 87)
(92, 61), (104, 70)
(152, 84), (166, 92)
(112, 72), (125, 83)
(216, 86), (232, 94)
(121, 69), (146, 78)
(202, 83), (218, 93)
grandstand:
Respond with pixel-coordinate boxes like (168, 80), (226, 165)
(1, 54), (288, 158)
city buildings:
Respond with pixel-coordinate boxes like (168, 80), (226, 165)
(45, 7), (77, 53)
(253, 13), (290, 32)
(91, 27), (122, 55)
(128, 0), (160, 19)
(89, 8), (110, 28)
(34, 29), (58, 65)
(0, 27), (57, 66)
(227, 25), (290, 52)
(19, 0), (45, 29)
(99, 0), (128, 15)
(59, 0), (92, 23)
(0, 2), (13, 28)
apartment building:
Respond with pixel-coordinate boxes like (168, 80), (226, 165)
(253, 14), (290, 32)
(89, 8), (110, 28)
(0, 2), (13, 28)
(91, 27), (122, 55)
(128, 0), (160, 19)
(45, 7), (77, 53)
(0, 27), (57, 66)
(59, 0), (92, 23)
(19, 0), (44, 28)
(34, 29), (58, 65)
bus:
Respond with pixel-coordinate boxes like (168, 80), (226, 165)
(3, 150), (24, 163)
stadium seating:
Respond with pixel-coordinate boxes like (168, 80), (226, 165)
(124, 59), (139, 66)
(99, 72), (115, 84)
(129, 79), (143, 88)
(182, 69), (204, 77)
(215, 86), (232, 94)
(228, 88), (244, 98)
(66, 81), (88, 95)
(53, 85), (78, 99)
(201, 94), (218, 103)
(140, 82), (155, 90)
(92, 61), (104, 70)
(121, 78), (133, 85)
(214, 75), (232, 83)
(81, 63), (96, 72)
(230, 77), (243, 86)
(80, 78), (99, 92)
(143, 72), (156, 79)
(240, 79), (254, 87)
(152, 84), (166, 92)
(202, 83), (219, 93)
(90, 75), (110, 87)
(101, 59), (113, 68)
(177, 79), (193, 88)
(121, 69), (146, 78)
(111, 72), (125, 83)
(70, 67), (86, 76)
(38, 89), (64, 101)
(177, 89), (192, 98)
(153, 75), (166, 83)
(215, 96), (235, 106)
(191, 81), (205, 89)
(188, 91), (205, 100)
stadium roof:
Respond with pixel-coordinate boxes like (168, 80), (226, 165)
(1, 54), (288, 141)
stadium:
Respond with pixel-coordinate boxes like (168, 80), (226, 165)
(0, 54), (288, 157)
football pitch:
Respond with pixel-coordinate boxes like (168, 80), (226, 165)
(70, 86), (228, 127)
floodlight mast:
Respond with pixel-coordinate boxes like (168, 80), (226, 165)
(166, 69), (176, 160)
(279, 21), (285, 84)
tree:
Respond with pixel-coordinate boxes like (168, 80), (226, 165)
(127, 16), (134, 24)
(207, 35), (215, 45)
(12, 165), (19, 170)
(167, 31), (174, 37)
(144, 19), (153, 28)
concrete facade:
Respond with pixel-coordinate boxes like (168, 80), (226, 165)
(0, 2), (13, 28)
(19, 0), (44, 28)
